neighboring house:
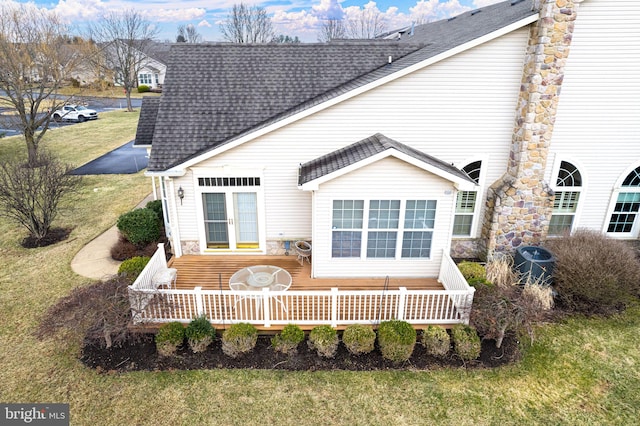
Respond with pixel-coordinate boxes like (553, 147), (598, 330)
(136, 0), (639, 278)
(136, 41), (170, 90)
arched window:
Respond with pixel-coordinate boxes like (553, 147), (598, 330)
(453, 161), (482, 237)
(549, 161), (582, 236)
(607, 166), (640, 235)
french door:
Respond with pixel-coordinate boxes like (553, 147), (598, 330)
(202, 192), (259, 250)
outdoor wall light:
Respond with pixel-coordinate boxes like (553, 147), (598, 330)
(177, 186), (184, 205)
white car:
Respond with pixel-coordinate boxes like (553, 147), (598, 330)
(52, 105), (98, 123)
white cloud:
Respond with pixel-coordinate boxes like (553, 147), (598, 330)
(197, 19), (212, 28)
(473, 0), (504, 7)
(143, 8), (207, 23)
(410, 0), (471, 24)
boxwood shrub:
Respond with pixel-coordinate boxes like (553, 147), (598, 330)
(137, 84), (150, 93)
(116, 208), (161, 246)
(421, 325), (450, 358)
(155, 322), (184, 357)
(118, 256), (150, 283)
(342, 324), (376, 355)
(145, 199), (164, 223)
(185, 316), (216, 353)
(451, 324), (481, 362)
(222, 323), (258, 358)
(308, 325), (339, 358)
(271, 324), (305, 355)
(377, 320), (416, 363)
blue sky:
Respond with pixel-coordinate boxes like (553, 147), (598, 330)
(15, 0), (502, 42)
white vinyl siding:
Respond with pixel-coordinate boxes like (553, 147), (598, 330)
(180, 28), (528, 255)
(547, 0), (640, 236)
(312, 157), (454, 278)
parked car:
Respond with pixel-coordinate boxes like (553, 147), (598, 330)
(52, 105), (98, 122)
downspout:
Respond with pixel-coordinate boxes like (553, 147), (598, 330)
(166, 177), (183, 258)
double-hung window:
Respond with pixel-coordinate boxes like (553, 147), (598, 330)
(453, 161), (482, 236)
(332, 199), (436, 259)
(607, 166), (640, 235)
(549, 161), (582, 236)
(138, 73), (152, 85)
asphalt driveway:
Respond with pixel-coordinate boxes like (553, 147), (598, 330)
(71, 141), (148, 175)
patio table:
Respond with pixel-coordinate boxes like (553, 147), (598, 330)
(229, 265), (292, 313)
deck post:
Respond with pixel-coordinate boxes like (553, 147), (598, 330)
(262, 288), (271, 328)
(397, 287), (407, 320)
(331, 288), (339, 328)
(194, 286), (204, 317)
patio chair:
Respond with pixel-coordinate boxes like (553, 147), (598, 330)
(152, 267), (177, 289)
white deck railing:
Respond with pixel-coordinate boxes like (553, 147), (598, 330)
(128, 247), (476, 327)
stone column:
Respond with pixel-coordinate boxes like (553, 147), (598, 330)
(482, 0), (584, 256)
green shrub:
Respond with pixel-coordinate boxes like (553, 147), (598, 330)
(155, 322), (184, 357)
(377, 320), (416, 363)
(421, 326), (451, 358)
(185, 316), (216, 353)
(222, 323), (258, 358)
(307, 325), (339, 358)
(271, 324), (305, 355)
(342, 324), (376, 355)
(458, 261), (487, 286)
(137, 84), (150, 93)
(145, 199), (164, 223)
(451, 324), (481, 362)
(118, 256), (150, 282)
(544, 230), (640, 315)
(116, 208), (161, 246)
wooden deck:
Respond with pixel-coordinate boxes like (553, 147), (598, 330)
(169, 255), (443, 292)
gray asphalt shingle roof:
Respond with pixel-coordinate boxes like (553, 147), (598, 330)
(133, 97), (159, 147)
(145, 0), (537, 172)
(298, 133), (476, 186)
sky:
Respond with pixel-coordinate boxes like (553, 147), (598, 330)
(11, 0), (504, 42)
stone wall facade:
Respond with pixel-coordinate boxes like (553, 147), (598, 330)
(482, 0), (584, 257)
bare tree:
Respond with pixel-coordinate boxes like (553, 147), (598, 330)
(220, 3), (275, 44)
(88, 10), (159, 112)
(346, 7), (387, 39)
(176, 24), (203, 43)
(0, 3), (81, 164)
(0, 151), (82, 245)
(318, 18), (347, 42)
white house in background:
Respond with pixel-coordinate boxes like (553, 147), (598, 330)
(136, 41), (170, 90)
(135, 0), (640, 279)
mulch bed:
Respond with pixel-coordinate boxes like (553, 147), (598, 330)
(81, 334), (520, 373)
(21, 227), (73, 248)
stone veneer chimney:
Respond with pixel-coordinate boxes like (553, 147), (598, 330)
(482, 0), (585, 256)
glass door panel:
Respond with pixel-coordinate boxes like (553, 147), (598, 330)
(233, 193), (259, 248)
(203, 193), (229, 248)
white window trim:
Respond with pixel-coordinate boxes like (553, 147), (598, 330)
(192, 169), (266, 254)
(452, 156), (487, 239)
(331, 198), (437, 260)
(548, 157), (586, 237)
(603, 163), (640, 239)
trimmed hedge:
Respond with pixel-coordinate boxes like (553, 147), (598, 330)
(222, 323), (258, 358)
(308, 325), (339, 358)
(451, 324), (481, 361)
(342, 324), (376, 355)
(271, 324), (305, 355)
(118, 256), (150, 283)
(155, 322), (184, 357)
(421, 326), (451, 358)
(377, 320), (416, 363)
(116, 208), (161, 246)
(185, 316), (216, 353)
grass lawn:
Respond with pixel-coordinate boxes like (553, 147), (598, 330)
(0, 113), (639, 425)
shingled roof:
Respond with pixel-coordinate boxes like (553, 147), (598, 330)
(145, 0), (537, 172)
(298, 133), (477, 188)
(133, 97), (159, 147)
